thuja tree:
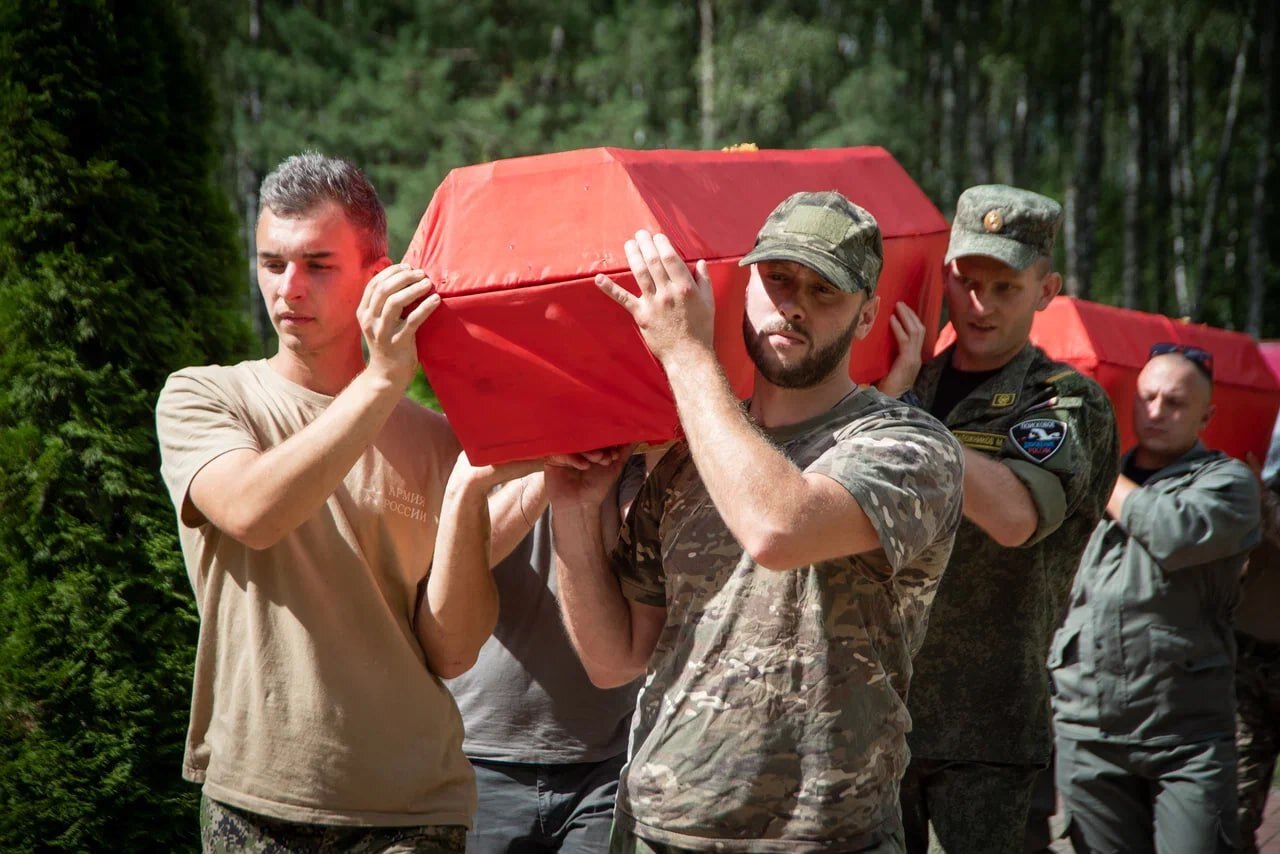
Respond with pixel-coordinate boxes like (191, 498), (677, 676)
(0, 0), (251, 849)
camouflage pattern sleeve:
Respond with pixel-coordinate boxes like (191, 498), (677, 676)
(1262, 478), (1280, 549)
(611, 446), (687, 608)
(1000, 372), (1119, 547)
(808, 412), (964, 573)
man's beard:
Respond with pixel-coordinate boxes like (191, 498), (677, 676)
(742, 313), (859, 389)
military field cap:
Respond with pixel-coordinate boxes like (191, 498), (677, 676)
(739, 190), (883, 294)
(945, 184), (1063, 271)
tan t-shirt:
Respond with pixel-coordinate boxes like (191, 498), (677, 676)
(155, 359), (475, 827)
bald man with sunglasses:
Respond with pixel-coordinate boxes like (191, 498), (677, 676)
(1049, 345), (1261, 853)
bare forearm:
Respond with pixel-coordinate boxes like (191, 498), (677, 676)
(193, 368), (407, 548)
(663, 346), (813, 553)
(552, 502), (648, 686)
(488, 473), (547, 566)
(417, 473), (499, 678)
(961, 448), (1038, 547)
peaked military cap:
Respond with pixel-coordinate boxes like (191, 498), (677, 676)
(945, 184), (1063, 271)
(739, 190), (883, 294)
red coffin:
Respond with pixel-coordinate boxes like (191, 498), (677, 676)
(404, 146), (949, 464)
(936, 297), (1280, 461)
(1261, 342), (1280, 386)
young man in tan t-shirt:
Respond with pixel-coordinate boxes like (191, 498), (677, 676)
(156, 153), (544, 852)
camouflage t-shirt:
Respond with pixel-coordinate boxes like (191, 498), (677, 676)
(907, 343), (1119, 765)
(612, 388), (964, 852)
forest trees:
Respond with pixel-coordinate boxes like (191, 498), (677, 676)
(0, 0), (251, 848)
(0, 0), (1274, 847)
(198, 0), (1277, 341)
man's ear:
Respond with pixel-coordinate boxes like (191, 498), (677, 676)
(1036, 271), (1062, 311)
(855, 293), (881, 341)
(1201, 401), (1216, 432)
(371, 255), (393, 275)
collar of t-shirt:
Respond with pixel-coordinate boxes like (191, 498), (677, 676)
(1123, 459), (1161, 486)
(1121, 441), (1213, 487)
(755, 386), (873, 445)
(929, 361), (1004, 422)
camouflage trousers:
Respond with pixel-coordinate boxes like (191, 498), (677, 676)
(607, 818), (906, 853)
(200, 795), (466, 854)
(1236, 633), (1280, 854)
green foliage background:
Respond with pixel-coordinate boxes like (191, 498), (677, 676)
(194, 0), (1278, 344)
(0, 0), (251, 849)
(0, 0), (1276, 850)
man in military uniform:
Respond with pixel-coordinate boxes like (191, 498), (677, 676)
(1050, 347), (1260, 852)
(1237, 469), (1280, 853)
(548, 191), (965, 852)
(899, 185), (1119, 853)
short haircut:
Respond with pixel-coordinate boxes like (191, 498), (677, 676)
(259, 152), (388, 263)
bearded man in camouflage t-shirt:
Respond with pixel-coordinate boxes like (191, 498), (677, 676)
(546, 192), (965, 853)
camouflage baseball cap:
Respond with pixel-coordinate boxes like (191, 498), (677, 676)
(944, 184), (1063, 271)
(739, 191), (883, 294)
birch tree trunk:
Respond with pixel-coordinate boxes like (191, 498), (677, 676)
(1122, 33), (1142, 309)
(965, 4), (990, 185)
(699, 0), (716, 149)
(1066, 0), (1107, 298)
(1167, 29), (1191, 317)
(1012, 68), (1029, 186)
(1190, 22), (1251, 321)
(1248, 0), (1276, 337)
(939, 4), (958, 205)
(921, 0), (943, 196)
(948, 0), (969, 203)
(1078, 9), (1110, 301)
(242, 0), (270, 355)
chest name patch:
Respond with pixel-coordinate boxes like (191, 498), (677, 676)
(1009, 418), (1068, 464)
(953, 430), (1006, 453)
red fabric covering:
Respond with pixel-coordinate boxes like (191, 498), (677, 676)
(1260, 342), (1280, 384)
(935, 297), (1280, 460)
(404, 146), (949, 463)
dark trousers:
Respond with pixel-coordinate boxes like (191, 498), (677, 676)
(900, 757), (1041, 854)
(1055, 734), (1237, 854)
(1023, 754), (1057, 854)
(466, 755), (624, 853)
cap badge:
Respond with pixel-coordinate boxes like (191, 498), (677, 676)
(982, 210), (1004, 233)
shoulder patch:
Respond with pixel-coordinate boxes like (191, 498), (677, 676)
(1009, 418), (1068, 464)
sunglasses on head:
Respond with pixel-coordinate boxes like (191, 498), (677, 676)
(1149, 342), (1214, 379)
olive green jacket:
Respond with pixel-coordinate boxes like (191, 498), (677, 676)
(908, 343), (1119, 764)
(1050, 444), (1261, 744)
